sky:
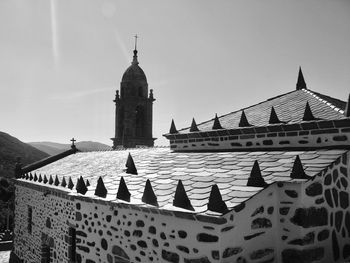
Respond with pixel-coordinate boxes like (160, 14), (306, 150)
(0, 0), (349, 146)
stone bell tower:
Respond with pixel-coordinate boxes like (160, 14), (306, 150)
(111, 37), (156, 149)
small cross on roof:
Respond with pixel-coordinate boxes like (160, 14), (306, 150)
(70, 138), (76, 146)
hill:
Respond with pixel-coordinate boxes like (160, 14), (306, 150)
(29, 141), (112, 155)
(0, 132), (49, 178)
(27, 142), (64, 156)
(75, 141), (112, 152)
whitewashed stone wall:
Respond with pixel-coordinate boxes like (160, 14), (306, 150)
(74, 197), (223, 263)
(221, 185), (278, 263)
(11, 152), (350, 263)
(168, 120), (350, 152)
(13, 184), (75, 263)
(277, 152), (350, 263)
(219, 152), (350, 263)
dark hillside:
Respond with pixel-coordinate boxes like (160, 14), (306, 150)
(0, 132), (49, 178)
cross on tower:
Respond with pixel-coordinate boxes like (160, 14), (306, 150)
(70, 138), (76, 146)
(134, 34), (138, 50)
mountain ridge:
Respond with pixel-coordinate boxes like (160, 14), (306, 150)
(29, 141), (112, 155)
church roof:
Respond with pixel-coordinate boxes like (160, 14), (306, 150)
(176, 89), (346, 134)
(23, 147), (347, 215)
(122, 64), (147, 82)
(19, 68), (350, 217)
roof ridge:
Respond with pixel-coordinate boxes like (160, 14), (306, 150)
(76, 146), (168, 153)
(178, 89), (297, 132)
(304, 89), (345, 114)
(21, 148), (77, 174)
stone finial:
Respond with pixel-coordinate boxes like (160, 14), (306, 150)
(247, 161), (267, 187)
(33, 173), (38, 182)
(86, 179), (90, 187)
(169, 119), (178, 134)
(269, 107), (282, 124)
(95, 176), (107, 198)
(61, 177), (67, 188)
(207, 184), (228, 213)
(212, 114), (223, 130)
(173, 180), (194, 211)
(290, 155), (310, 179)
(48, 175), (53, 185)
(117, 176), (131, 202)
(190, 118), (199, 132)
(132, 49), (139, 65)
(296, 67), (307, 90)
(68, 177), (74, 190)
(126, 153), (138, 175)
(239, 110), (251, 127)
(142, 179), (158, 206)
(54, 175), (60, 186)
(29, 173), (33, 181)
(43, 175), (48, 184)
(38, 174), (43, 183)
(302, 102), (316, 121)
(14, 157), (22, 179)
(345, 93), (350, 117)
(114, 90), (119, 102)
(76, 176), (88, 195)
(149, 89), (155, 100)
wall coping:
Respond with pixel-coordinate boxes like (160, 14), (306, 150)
(164, 118), (350, 140)
(15, 179), (227, 224)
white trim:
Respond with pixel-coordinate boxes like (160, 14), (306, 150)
(302, 89), (344, 114)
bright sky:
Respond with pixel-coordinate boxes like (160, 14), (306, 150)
(0, 0), (349, 146)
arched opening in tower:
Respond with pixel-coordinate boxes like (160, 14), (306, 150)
(135, 105), (146, 137)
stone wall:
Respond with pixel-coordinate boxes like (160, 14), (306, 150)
(167, 119), (350, 152)
(73, 197), (224, 263)
(216, 152), (350, 263)
(13, 181), (228, 263)
(220, 185), (278, 263)
(11, 152), (350, 263)
(277, 152), (350, 263)
(13, 183), (75, 263)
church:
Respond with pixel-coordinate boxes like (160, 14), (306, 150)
(10, 44), (350, 263)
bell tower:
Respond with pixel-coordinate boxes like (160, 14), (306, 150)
(111, 37), (156, 149)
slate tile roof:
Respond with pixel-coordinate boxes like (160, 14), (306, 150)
(28, 147), (348, 215)
(178, 89), (346, 133)
(311, 90), (347, 111)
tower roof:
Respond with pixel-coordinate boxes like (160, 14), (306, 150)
(121, 49), (147, 82)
